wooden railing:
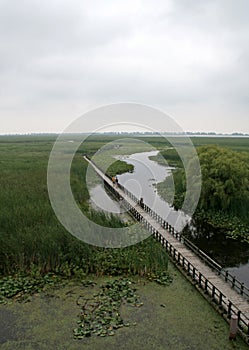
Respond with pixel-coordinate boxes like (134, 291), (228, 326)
(84, 155), (249, 324)
(117, 194), (249, 342)
(153, 230), (249, 341)
(85, 155), (249, 299)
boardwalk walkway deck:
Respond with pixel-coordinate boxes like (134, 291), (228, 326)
(84, 156), (249, 343)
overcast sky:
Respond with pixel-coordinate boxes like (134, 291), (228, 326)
(1, 0), (249, 134)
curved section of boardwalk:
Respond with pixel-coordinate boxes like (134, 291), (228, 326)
(84, 156), (249, 344)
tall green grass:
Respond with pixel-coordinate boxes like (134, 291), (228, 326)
(2, 134), (247, 277)
(0, 136), (169, 279)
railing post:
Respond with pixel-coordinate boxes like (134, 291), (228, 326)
(228, 301), (232, 318)
(173, 248), (176, 260)
(240, 283), (244, 295)
(204, 279), (208, 293)
(219, 292), (223, 306)
(212, 285), (216, 300)
(225, 271), (229, 282)
(169, 245), (172, 255)
(232, 276), (236, 288)
(237, 310), (241, 324)
(199, 273), (202, 287)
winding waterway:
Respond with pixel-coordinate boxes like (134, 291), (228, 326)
(117, 151), (189, 232)
(89, 150), (249, 287)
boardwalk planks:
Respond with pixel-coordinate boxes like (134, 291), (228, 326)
(84, 156), (249, 344)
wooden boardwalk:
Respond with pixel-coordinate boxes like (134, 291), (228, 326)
(84, 156), (249, 343)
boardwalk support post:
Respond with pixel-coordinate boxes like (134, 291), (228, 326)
(229, 315), (238, 340)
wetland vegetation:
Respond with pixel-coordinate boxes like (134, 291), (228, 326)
(152, 137), (249, 268)
(0, 135), (170, 290)
(1, 134), (249, 347)
(1, 262), (247, 349)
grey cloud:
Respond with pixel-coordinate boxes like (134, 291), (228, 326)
(0, 1), (132, 74)
(0, 0), (249, 133)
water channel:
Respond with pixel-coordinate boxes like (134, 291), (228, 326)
(89, 150), (249, 287)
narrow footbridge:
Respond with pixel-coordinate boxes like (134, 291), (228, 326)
(84, 155), (249, 343)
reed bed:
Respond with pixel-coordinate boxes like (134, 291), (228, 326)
(0, 136), (169, 282)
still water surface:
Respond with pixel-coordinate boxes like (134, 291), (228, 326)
(117, 151), (189, 232)
(89, 150), (249, 287)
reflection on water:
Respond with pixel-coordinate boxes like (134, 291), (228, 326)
(89, 150), (189, 231)
(90, 184), (121, 213)
(228, 264), (249, 288)
(117, 151), (189, 231)
(89, 184), (130, 223)
(89, 149), (249, 287)
(183, 219), (249, 287)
